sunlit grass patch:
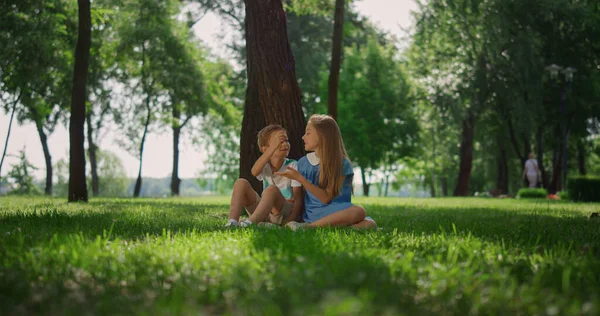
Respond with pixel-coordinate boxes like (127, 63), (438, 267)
(1, 196), (599, 315)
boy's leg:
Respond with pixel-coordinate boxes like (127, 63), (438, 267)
(306, 205), (366, 228)
(229, 179), (259, 221)
(247, 185), (287, 224)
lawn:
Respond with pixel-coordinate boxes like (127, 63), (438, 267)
(1, 196), (600, 315)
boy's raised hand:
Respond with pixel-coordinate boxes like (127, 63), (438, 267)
(275, 166), (302, 181)
(267, 131), (287, 152)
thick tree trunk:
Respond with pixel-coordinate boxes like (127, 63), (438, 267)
(577, 140), (586, 175)
(327, 0), (345, 121)
(453, 111), (475, 196)
(133, 100), (152, 198)
(171, 106), (181, 196)
(241, 0), (307, 193)
(68, 0), (91, 202)
(0, 93), (21, 178)
(86, 112), (99, 197)
(36, 123), (53, 196)
(536, 126), (548, 188)
(360, 167), (369, 197)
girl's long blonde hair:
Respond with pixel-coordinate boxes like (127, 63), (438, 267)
(308, 114), (351, 197)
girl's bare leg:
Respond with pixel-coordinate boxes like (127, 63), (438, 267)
(229, 179), (258, 221)
(350, 219), (377, 230)
(306, 206), (366, 228)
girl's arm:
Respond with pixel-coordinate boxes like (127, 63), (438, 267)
(276, 167), (342, 204)
(299, 176), (345, 204)
(284, 186), (304, 224)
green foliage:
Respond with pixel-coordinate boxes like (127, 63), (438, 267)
(567, 176), (600, 202)
(1, 197), (600, 314)
(334, 40), (419, 183)
(6, 149), (41, 195)
(517, 188), (548, 199)
(0, 0), (74, 127)
(54, 150), (128, 197)
(558, 190), (569, 200)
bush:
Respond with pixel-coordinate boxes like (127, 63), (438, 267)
(567, 176), (600, 202)
(517, 188), (548, 199)
(557, 191), (569, 200)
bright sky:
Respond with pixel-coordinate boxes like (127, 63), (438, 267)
(0, 0), (418, 180)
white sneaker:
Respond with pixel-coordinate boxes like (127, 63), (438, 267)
(224, 219), (239, 227)
(286, 221), (308, 231)
(257, 222), (279, 229)
(239, 219), (253, 228)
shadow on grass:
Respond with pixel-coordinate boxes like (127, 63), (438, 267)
(247, 228), (440, 315)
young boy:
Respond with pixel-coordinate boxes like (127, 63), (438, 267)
(225, 125), (303, 227)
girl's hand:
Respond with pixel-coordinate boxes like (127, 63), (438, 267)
(275, 166), (302, 181)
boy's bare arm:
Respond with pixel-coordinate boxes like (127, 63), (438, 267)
(284, 186), (304, 224)
(251, 148), (276, 177)
(251, 131), (285, 177)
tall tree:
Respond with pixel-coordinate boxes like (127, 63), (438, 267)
(240, 0), (307, 193)
(0, 93), (21, 178)
(336, 40), (419, 196)
(326, 0), (345, 120)
(0, 0), (75, 195)
(68, 0), (91, 202)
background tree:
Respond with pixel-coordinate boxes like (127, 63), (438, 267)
(326, 0), (345, 120)
(335, 40), (419, 196)
(6, 148), (41, 195)
(68, 0), (92, 202)
(0, 0), (75, 195)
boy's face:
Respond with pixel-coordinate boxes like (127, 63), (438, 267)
(261, 130), (290, 158)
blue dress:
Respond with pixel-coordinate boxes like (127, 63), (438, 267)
(297, 153), (356, 223)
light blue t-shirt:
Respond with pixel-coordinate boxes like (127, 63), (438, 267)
(256, 158), (300, 199)
(296, 153), (354, 222)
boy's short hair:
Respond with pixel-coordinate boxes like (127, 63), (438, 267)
(257, 124), (286, 148)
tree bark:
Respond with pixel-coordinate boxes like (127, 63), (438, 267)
(577, 140), (586, 175)
(360, 167), (369, 196)
(549, 146), (562, 194)
(35, 122), (53, 196)
(384, 174), (390, 197)
(241, 0), (307, 193)
(440, 175), (448, 197)
(453, 111), (475, 196)
(0, 93), (21, 178)
(171, 105), (181, 196)
(86, 112), (99, 196)
(133, 98), (152, 198)
(68, 0), (91, 202)
(327, 0), (345, 121)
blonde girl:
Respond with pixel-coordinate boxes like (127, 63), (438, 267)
(276, 115), (376, 230)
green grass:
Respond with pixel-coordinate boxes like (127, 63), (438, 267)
(1, 196), (600, 315)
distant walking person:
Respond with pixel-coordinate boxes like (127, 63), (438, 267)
(523, 152), (541, 188)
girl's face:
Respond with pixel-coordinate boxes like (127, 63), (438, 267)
(302, 123), (319, 152)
